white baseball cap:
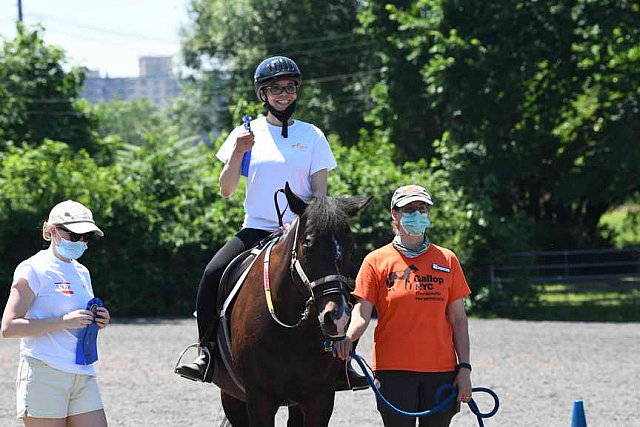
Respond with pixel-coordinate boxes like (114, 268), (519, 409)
(48, 200), (104, 236)
(391, 185), (434, 209)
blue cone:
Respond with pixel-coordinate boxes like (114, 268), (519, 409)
(571, 400), (587, 427)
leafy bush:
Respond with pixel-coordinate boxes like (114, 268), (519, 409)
(0, 137), (245, 316)
(599, 204), (640, 248)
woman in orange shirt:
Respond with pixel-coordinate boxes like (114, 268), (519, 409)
(335, 184), (472, 427)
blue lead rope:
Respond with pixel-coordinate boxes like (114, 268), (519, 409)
(75, 297), (104, 365)
(350, 352), (500, 426)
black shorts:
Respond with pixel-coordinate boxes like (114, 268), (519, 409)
(374, 370), (460, 427)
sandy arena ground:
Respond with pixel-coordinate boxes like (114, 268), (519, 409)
(1, 318), (638, 426)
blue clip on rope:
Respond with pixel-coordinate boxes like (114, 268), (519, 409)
(350, 351), (500, 426)
(75, 297), (104, 365)
(241, 115), (252, 177)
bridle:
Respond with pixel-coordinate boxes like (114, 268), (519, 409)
(262, 217), (354, 335)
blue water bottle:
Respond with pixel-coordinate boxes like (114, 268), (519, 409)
(241, 115), (252, 177)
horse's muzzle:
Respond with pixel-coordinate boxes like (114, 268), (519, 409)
(319, 300), (350, 338)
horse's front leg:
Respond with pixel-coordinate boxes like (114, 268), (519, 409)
(287, 405), (304, 427)
(298, 390), (336, 427)
(245, 389), (279, 427)
(221, 391), (249, 427)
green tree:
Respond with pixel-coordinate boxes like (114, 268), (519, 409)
(0, 135), (243, 316)
(357, 0), (441, 161)
(366, 0), (640, 249)
(83, 133), (238, 315)
(327, 130), (490, 279)
(599, 202), (640, 248)
(93, 99), (169, 147)
(0, 140), (117, 286)
(0, 25), (98, 154)
(181, 0), (374, 143)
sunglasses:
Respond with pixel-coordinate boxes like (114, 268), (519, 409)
(265, 85), (298, 95)
(56, 226), (94, 242)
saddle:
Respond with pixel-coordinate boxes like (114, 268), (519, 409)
(211, 230), (288, 398)
(216, 229), (287, 314)
(216, 248), (259, 313)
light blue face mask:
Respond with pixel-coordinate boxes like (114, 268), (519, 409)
(400, 212), (431, 236)
(57, 237), (88, 260)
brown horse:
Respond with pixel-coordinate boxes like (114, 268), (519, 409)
(213, 184), (371, 426)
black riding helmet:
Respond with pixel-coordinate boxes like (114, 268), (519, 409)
(254, 56), (302, 102)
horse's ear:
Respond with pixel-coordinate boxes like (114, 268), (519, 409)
(284, 182), (308, 216)
(341, 195), (374, 217)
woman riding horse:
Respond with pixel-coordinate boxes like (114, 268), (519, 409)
(176, 55), (338, 383)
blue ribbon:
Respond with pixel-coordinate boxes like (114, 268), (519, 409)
(75, 297), (104, 365)
(350, 352), (500, 426)
(241, 114), (252, 177)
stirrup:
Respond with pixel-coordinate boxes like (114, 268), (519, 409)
(174, 343), (212, 382)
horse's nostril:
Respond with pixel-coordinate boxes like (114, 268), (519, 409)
(324, 311), (335, 324)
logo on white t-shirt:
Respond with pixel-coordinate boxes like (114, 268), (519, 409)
(54, 282), (74, 295)
(290, 142), (308, 151)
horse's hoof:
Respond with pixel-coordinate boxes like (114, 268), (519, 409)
(335, 366), (370, 392)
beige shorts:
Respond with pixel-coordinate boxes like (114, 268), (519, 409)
(16, 356), (104, 419)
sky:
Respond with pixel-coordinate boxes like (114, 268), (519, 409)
(0, 0), (190, 77)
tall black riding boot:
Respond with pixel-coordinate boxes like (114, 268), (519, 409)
(176, 343), (215, 382)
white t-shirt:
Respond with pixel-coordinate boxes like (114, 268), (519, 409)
(217, 116), (337, 230)
(12, 249), (97, 375)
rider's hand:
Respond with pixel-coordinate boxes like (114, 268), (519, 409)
(94, 307), (111, 329)
(62, 309), (94, 329)
(333, 336), (354, 360)
(233, 130), (254, 155)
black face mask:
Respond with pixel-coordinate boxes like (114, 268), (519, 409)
(264, 100), (297, 138)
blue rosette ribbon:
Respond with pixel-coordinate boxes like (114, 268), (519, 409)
(75, 297), (104, 365)
(241, 114), (252, 177)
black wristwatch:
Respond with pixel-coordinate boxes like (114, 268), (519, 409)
(456, 362), (472, 372)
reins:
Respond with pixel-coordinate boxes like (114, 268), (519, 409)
(274, 188), (288, 227)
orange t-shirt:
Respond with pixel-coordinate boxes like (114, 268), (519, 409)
(353, 243), (471, 372)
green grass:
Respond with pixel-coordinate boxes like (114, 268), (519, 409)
(482, 283), (640, 322)
(538, 284), (640, 305)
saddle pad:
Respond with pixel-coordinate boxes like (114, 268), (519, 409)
(216, 249), (259, 314)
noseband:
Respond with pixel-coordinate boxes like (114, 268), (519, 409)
(262, 218), (354, 332)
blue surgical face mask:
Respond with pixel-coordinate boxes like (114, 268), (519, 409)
(400, 212), (431, 236)
(57, 237), (88, 260)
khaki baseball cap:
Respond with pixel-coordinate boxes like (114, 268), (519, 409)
(48, 200), (104, 236)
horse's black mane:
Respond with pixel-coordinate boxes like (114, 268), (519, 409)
(304, 196), (350, 236)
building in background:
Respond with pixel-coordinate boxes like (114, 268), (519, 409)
(82, 56), (181, 107)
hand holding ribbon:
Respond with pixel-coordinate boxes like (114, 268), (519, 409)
(241, 114), (252, 177)
(75, 297), (105, 365)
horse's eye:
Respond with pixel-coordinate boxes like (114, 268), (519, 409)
(302, 236), (313, 249)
